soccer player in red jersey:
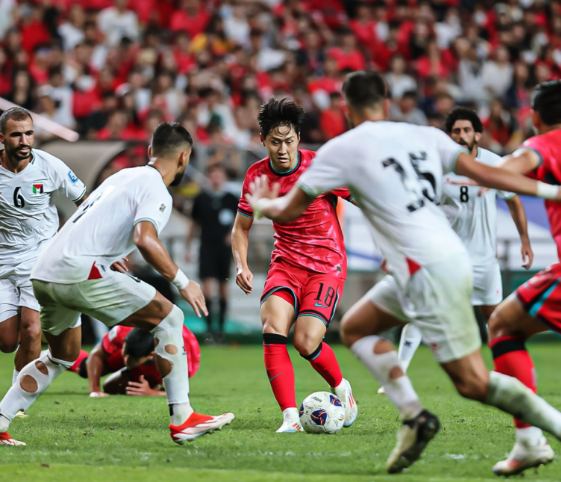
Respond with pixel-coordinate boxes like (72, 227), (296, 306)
(487, 80), (561, 475)
(68, 325), (201, 397)
(232, 98), (358, 432)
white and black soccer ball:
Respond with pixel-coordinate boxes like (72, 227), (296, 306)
(299, 391), (346, 434)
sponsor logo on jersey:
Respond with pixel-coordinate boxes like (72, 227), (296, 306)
(68, 170), (79, 184)
(32, 184), (44, 195)
(159, 203), (166, 212)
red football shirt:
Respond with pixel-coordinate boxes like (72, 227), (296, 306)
(521, 129), (561, 258)
(101, 325), (200, 383)
(238, 149), (353, 279)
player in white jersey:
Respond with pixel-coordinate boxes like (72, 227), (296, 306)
(244, 72), (561, 474)
(0, 107), (87, 400)
(383, 107), (534, 392)
(0, 123), (234, 446)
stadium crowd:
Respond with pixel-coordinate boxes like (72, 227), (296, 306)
(0, 0), (559, 157)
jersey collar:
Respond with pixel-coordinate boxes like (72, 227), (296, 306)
(269, 151), (301, 176)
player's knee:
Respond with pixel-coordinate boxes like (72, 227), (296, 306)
(293, 332), (319, 357)
(261, 316), (286, 336)
(487, 307), (512, 341)
(20, 322), (42, 345)
(0, 332), (18, 353)
(340, 313), (365, 348)
(454, 374), (489, 402)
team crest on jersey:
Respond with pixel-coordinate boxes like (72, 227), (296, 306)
(67, 170), (78, 184)
(159, 203), (166, 212)
(32, 183), (44, 195)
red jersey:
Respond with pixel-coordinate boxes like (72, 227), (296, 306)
(101, 325), (200, 383)
(238, 149), (353, 278)
(521, 129), (561, 257)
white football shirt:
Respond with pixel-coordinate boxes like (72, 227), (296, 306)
(0, 148), (86, 266)
(440, 147), (515, 266)
(298, 121), (469, 288)
(31, 166), (172, 283)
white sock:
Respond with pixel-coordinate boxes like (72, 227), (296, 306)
(0, 352), (71, 431)
(12, 369), (20, 386)
(151, 305), (193, 426)
(486, 371), (561, 439)
(351, 335), (423, 420)
(397, 324), (422, 373)
(516, 426), (543, 446)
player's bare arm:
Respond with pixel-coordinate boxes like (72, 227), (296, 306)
(86, 343), (110, 397)
(231, 213), (254, 294)
(455, 151), (561, 200)
(133, 221), (207, 317)
(246, 175), (312, 223)
(184, 219), (198, 262)
(505, 195), (533, 269)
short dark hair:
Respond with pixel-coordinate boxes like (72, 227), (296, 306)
(0, 107), (33, 133)
(257, 98), (305, 139)
(342, 71), (388, 110)
(151, 122), (193, 157)
(402, 90), (418, 100)
(123, 328), (155, 358)
(444, 107), (483, 134)
(532, 80), (561, 126)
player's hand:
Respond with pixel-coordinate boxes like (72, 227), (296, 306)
(110, 257), (129, 273)
(478, 187), (490, 197)
(380, 259), (389, 274)
(180, 281), (208, 318)
(89, 391), (109, 398)
(236, 266), (253, 294)
(126, 375), (164, 396)
(521, 238), (534, 269)
(246, 175), (280, 216)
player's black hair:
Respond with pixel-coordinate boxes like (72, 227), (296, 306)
(342, 71), (388, 110)
(532, 80), (561, 126)
(0, 107), (33, 133)
(123, 328), (155, 358)
(151, 122), (193, 157)
(444, 107), (483, 134)
(257, 98), (305, 139)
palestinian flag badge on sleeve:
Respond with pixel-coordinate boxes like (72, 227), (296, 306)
(32, 183), (44, 195)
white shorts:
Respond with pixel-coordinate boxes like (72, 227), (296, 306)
(368, 254), (481, 363)
(0, 258), (40, 322)
(32, 271), (157, 336)
(472, 261), (502, 306)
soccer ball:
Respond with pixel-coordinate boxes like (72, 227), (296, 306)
(299, 391), (346, 434)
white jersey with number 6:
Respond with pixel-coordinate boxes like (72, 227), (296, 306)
(298, 121), (469, 289)
(31, 166), (172, 284)
(0, 148), (86, 266)
(441, 147), (515, 267)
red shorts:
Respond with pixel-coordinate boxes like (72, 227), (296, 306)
(515, 262), (561, 333)
(260, 260), (345, 327)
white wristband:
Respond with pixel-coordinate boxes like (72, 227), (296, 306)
(537, 181), (558, 200)
(172, 269), (189, 290)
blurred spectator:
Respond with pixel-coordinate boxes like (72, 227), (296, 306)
(320, 92), (347, 140)
(186, 164), (238, 343)
(483, 45), (514, 99)
(386, 54), (417, 99)
(5, 70), (35, 111)
(97, 0), (139, 47)
(390, 91), (427, 126)
(35, 86), (75, 140)
(58, 4), (86, 52)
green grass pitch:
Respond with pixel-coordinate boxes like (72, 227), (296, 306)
(0, 343), (560, 481)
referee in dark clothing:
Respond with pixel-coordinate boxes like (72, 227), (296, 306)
(187, 164), (238, 342)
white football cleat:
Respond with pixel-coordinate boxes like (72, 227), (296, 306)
(493, 437), (554, 476)
(331, 378), (358, 427)
(377, 386), (386, 395)
(14, 410), (28, 419)
(276, 407), (303, 433)
(170, 412), (234, 444)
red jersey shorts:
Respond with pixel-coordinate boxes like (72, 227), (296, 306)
(515, 262), (561, 333)
(260, 259), (344, 327)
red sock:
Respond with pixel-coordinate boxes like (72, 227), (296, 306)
(490, 335), (537, 429)
(303, 342), (343, 388)
(68, 349), (89, 374)
(263, 334), (296, 411)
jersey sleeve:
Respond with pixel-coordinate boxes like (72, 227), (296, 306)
(297, 140), (349, 198)
(50, 156), (87, 202)
(430, 127), (469, 174)
(101, 326), (125, 356)
(237, 170), (255, 218)
(330, 188), (354, 202)
(134, 184), (173, 235)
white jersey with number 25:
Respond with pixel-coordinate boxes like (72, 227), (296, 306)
(31, 166), (172, 284)
(298, 121), (469, 289)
